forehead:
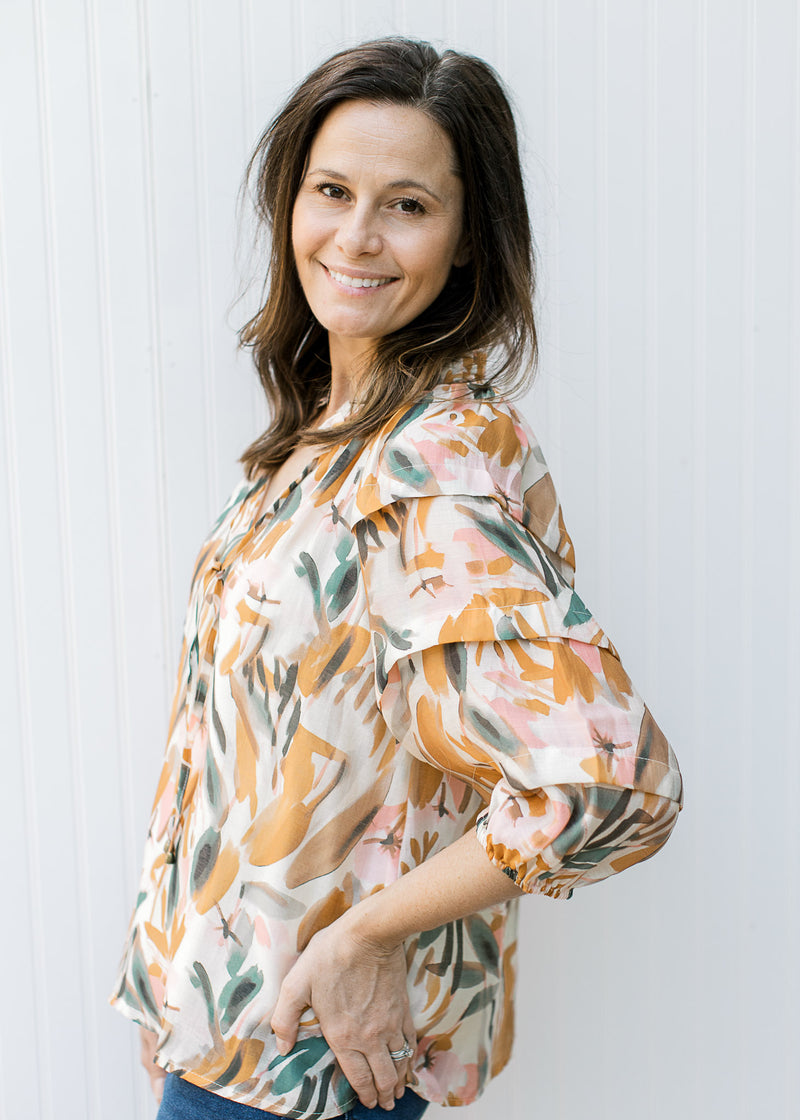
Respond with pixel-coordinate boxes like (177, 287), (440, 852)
(306, 100), (460, 181)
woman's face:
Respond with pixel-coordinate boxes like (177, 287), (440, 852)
(292, 100), (467, 374)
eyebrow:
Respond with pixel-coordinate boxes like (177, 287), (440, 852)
(387, 178), (443, 204)
(305, 168), (444, 205)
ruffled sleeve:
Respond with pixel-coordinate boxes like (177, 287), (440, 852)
(350, 388), (683, 898)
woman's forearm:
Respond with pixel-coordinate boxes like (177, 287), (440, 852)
(340, 828), (523, 950)
(270, 827), (523, 1108)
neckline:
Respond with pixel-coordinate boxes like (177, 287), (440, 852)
(254, 455), (322, 526)
(249, 398), (354, 527)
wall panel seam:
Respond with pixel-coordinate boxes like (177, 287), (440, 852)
(135, 0), (173, 706)
(33, 0), (91, 1113)
(594, 0), (610, 602)
(690, 4), (709, 1101)
(0, 127), (45, 1120)
(189, 0), (219, 517)
(543, 0), (562, 482)
(738, 1), (758, 1095)
(644, 0), (659, 698)
(83, 0), (140, 909)
(787, 4), (800, 1099)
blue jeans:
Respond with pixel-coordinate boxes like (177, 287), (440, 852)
(156, 1073), (429, 1120)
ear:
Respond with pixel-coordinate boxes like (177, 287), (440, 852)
(453, 237), (471, 268)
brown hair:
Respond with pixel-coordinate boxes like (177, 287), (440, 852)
(239, 37), (537, 477)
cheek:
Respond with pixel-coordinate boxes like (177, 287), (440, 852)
(290, 214), (303, 272)
(291, 209), (309, 263)
(412, 235), (461, 295)
(291, 202), (321, 262)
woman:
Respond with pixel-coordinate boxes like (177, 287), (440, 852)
(112, 38), (683, 1120)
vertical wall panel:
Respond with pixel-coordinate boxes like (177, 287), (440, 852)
(740, 3), (795, 1113)
(1, 2), (798, 1117)
(398, 0), (448, 42)
(694, 5), (752, 1114)
(35, 0), (103, 1111)
(0, 5), (46, 1110)
(788, 5), (800, 1113)
(3, 2), (83, 1116)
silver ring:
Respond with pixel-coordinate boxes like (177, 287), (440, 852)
(388, 1042), (413, 1062)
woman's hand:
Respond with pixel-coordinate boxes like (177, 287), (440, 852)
(271, 832), (520, 1110)
(139, 1027), (166, 1104)
(270, 916), (415, 1111)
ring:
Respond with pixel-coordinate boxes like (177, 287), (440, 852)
(388, 1042), (414, 1062)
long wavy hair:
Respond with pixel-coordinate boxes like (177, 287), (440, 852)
(239, 37), (537, 478)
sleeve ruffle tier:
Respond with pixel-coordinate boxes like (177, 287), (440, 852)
(350, 389), (683, 899)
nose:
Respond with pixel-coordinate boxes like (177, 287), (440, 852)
(335, 202), (382, 257)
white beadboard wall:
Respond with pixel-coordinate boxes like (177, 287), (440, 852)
(0, 1), (797, 1118)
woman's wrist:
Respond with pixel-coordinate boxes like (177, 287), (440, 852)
(336, 830), (522, 953)
(337, 890), (408, 953)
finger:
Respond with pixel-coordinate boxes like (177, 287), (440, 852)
(336, 1049), (380, 1110)
(394, 1010), (417, 1098)
(151, 1068), (166, 1104)
(145, 1061), (166, 1102)
(368, 1047), (403, 1112)
(387, 1032), (413, 1100)
(139, 1027), (167, 1102)
(402, 1006), (417, 1055)
(270, 973), (310, 1056)
(139, 1027), (157, 1070)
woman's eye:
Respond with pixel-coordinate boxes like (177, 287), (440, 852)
(318, 183), (347, 200)
(396, 197), (425, 215)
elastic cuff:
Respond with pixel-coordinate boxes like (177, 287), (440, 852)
(475, 812), (576, 900)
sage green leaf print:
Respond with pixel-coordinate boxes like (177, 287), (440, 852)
(463, 985), (498, 1019)
(219, 966), (263, 1033)
(269, 1036), (331, 1096)
(425, 921), (454, 977)
(297, 551), (322, 613)
(454, 963), (485, 990)
(165, 860), (180, 925)
(191, 828), (221, 894)
(191, 960), (218, 1033)
(390, 397), (432, 438)
(131, 943), (159, 1020)
(465, 915), (499, 975)
(444, 643), (467, 691)
(563, 591), (593, 628)
(386, 445), (431, 487)
(205, 748), (222, 809)
(324, 537), (359, 619)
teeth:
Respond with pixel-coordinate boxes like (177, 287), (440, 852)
(328, 268), (392, 289)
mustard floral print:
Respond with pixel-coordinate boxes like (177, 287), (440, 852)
(111, 369), (682, 1117)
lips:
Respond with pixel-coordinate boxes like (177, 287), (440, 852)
(324, 265), (396, 289)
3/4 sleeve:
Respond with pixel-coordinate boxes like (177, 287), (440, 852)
(349, 391), (683, 898)
(383, 639), (681, 898)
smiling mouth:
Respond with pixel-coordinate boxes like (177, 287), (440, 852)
(324, 266), (397, 290)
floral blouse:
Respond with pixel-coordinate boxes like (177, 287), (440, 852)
(111, 368), (682, 1117)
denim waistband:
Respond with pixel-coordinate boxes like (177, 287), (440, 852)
(156, 1073), (429, 1120)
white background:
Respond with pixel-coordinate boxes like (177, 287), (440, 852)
(1, 1), (798, 1118)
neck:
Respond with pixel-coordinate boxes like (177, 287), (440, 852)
(327, 334), (375, 411)
(325, 376), (354, 416)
